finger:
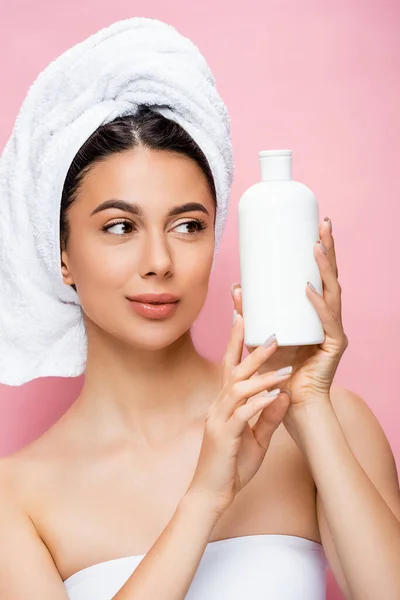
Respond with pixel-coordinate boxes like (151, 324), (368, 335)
(306, 282), (345, 342)
(231, 283), (243, 317)
(227, 388), (283, 440)
(217, 367), (292, 421)
(251, 392), (291, 449)
(320, 218), (338, 278)
(221, 310), (245, 386)
(314, 242), (342, 319)
(231, 331), (278, 384)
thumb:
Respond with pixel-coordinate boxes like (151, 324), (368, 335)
(251, 391), (291, 447)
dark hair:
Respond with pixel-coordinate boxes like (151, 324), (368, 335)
(60, 105), (217, 291)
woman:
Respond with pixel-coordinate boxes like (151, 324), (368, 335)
(1, 20), (400, 600)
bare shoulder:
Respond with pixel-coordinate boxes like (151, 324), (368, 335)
(329, 383), (395, 451)
(0, 453), (29, 524)
(0, 416), (71, 511)
(0, 451), (27, 497)
(0, 448), (38, 513)
(329, 384), (400, 503)
(330, 383), (376, 416)
(0, 455), (13, 493)
(330, 383), (394, 442)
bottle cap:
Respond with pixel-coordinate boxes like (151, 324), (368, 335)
(259, 150), (292, 181)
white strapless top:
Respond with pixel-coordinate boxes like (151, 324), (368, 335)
(64, 534), (329, 599)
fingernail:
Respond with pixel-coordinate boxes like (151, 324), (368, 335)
(307, 281), (317, 293)
(263, 334), (276, 348)
(232, 309), (238, 326)
(276, 365), (293, 376)
(324, 217), (332, 233)
(317, 240), (327, 254)
(231, 283), (240, 299)
(267, 388), (281, 398)
(281, 389), (292, 400)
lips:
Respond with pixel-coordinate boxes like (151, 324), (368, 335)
(128, 297), (180, 319)
(127, 293), (179, 304)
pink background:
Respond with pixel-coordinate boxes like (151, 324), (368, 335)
(0, 1), (399, 598)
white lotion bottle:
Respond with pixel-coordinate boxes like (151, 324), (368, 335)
(238, 150), (325, 347)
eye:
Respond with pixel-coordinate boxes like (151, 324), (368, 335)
(101, 220), (134, 236)
(102, 218), (207, 237)
(173, 219), (208, 235)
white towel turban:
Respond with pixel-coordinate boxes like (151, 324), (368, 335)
(0, 17), (234, 386)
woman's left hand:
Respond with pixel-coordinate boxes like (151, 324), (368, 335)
(231, 217), (348, 410)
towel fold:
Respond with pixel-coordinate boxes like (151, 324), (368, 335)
(0, 17), (234, 386)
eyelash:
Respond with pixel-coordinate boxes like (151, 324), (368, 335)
(101, 218), (208, 237)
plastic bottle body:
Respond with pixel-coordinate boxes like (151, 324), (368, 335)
(238, 151), (325, 347)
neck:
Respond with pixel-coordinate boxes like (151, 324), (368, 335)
(71, 321), (220, 448)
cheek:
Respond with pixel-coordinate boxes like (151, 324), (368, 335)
(182, 252), (212, 289)
(177, 259), (212, 322)
(73, 239), (135, 290)
(71, 243), (134, 329)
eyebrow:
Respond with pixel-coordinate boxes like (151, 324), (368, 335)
(90, 199), (210, 218)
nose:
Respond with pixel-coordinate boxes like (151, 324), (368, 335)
(139, 230), (174, 278)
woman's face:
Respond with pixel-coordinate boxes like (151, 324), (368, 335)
(60, 146), (216, 349)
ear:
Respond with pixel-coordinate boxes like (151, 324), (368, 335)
(60, 249), (75, 287)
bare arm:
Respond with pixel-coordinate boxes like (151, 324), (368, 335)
(112, 490), (222, 600)
(285, 391), (400, 600)
(316, 388), (400, 600)
(0, 460), (69, 599)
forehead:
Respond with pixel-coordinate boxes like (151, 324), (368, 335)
(77, 146), (213, 207)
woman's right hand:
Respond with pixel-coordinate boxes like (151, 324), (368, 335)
(187, 310), (292, 518)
